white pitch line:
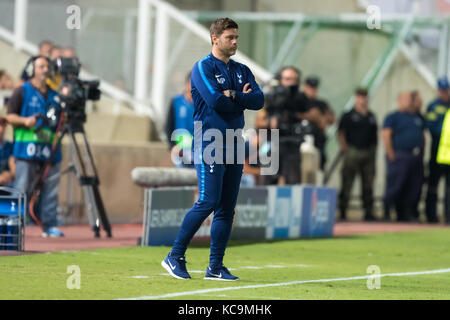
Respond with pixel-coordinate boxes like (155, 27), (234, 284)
(117, 267), (450, 300)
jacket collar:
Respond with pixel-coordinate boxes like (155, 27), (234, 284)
(209, 52), (233, 66)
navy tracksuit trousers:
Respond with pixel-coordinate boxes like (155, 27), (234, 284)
(384, 151), (424, 221)
(171, 148), (243, 270)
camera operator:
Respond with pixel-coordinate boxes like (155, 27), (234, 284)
(6, 56), (64, 238)
(19, 40), (53, 84)
(265, 66), (313, 185)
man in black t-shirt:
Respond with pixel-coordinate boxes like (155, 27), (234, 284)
(338, 88), (378, 221)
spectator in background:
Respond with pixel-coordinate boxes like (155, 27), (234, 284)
(165, 72), (194, 168)
(338, 88), (377, 221)
(49, 46), (63, 61)
(425, 77), (450, 224)
(382, 92), (425, 222)
(241, 132), (262, 187)
(301, 77), (335, 127)
(241, 110), (270, 186)
(20, 40), (53, 83)
(0, 117), (15, 188)
(38, 40), (53, 58)
(62, 47), (77, 58)
(411, 90), (425, 221)
(0, 70), (15, 110)
(300, 76), (335, 169)
(46, 46), (64, 91)
(0, 70), (15, 90)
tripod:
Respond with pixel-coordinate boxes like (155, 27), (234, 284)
(31, 115), (112, 238)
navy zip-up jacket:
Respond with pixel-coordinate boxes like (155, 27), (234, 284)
(191, 53), (264, 146)
(425, 97), (450, 142)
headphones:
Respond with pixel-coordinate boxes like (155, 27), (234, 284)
(274, 66), (301, 83)
(24, 55), (51, 79)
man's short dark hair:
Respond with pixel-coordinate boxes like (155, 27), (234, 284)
(210, 18), (238, 44)
(355, 87), (368, 96)
(305, 76), (320, 88)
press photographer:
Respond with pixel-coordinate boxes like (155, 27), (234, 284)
(264, 66), (313, 185)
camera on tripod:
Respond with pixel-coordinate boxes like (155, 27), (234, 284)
(32, 57), (112, 238)
(50, 57), (101, 127)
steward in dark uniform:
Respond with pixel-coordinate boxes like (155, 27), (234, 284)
(338, 88), (377, 221)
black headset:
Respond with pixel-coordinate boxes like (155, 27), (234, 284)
(274, 66), (302, 83)
(24, 55), (51, 79)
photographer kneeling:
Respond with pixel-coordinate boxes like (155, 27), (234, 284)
(6, 56), (64, 238)
(265, 66), (315, 185)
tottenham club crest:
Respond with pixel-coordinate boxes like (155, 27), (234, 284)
(237, 74), (243, 84)
(215, 74), (225, 84)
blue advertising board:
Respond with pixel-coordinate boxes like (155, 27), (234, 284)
(300, 186), (337, 237)
(142, 185), (337, 246)
(266, 186), (302, 239)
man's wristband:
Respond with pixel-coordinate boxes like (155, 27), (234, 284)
(229, 90), (236, 100)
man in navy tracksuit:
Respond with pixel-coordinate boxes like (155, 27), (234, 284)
(162, 18), (264, 281)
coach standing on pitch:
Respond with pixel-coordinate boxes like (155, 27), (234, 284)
(162, 18), (264, 281)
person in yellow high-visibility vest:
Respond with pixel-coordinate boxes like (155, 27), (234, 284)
(437, 109), (450, 165)
(436, 109), (450, 224)
(426, 76), (450, 224)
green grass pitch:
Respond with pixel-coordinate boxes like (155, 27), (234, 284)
(1, 229), (450, 300)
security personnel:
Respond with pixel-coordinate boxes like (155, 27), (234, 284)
(6, 56), (64, 237)
(338, 88), (378, 221)
(425, 77), (450, 223)
(165, 72), (195, 168)
(410, 90), (425, 220)
(382, 92), (425, 222)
